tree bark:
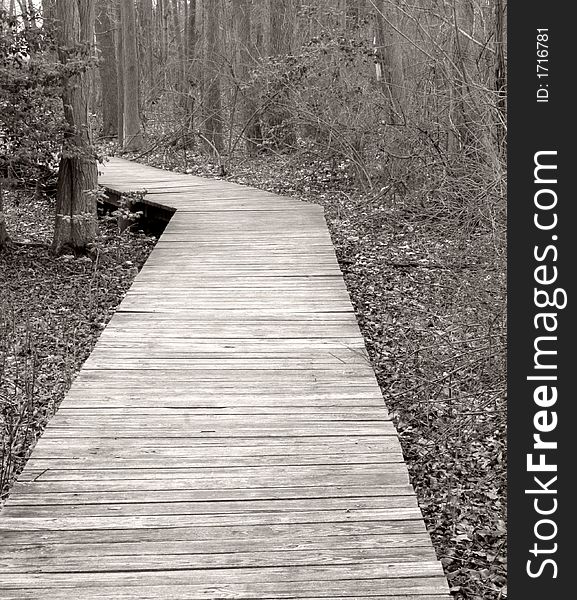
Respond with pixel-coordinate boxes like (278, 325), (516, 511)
(234, 0), (261, 154)
(170, 0), (185, 94)
(157, 0), (169, 85)
(494, 0), (506, 154)
(140, 0), (154, 91)
(269, 0), (292, 56)
(53, 0), (98, 254)
(95, 0), (118, 138)
(267, 0), (295, 149)
(448, 0), (474, 153)
(116, 2), (124, 147)
(373, 0), (403, 119)
(120, 0), (144, 151)
(202, 0), (223, 155)
(184, 0), (196, 140)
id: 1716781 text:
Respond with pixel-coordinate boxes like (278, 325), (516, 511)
(536, 29), (549, 103)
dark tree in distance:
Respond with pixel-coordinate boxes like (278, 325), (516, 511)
(95, 0), (118, 138)
(201, 0), (223, 155)
(119, 0), (144, 151)
(234, 0), (262, 154)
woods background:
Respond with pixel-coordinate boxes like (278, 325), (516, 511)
(1, 2), (507, 599)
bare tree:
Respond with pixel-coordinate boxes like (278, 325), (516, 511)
(201, 0), (223, 155)
(119, 0), (144, 151)
(157, 0), (169, 83)
(448, 0), (474, 153)
(170, 0), (185, 94)
(95, 0), (118, 138)
(139, 0), (154, 91)
(373, 0), (404, 119)
(183, 0), (196, 137)
(116, 2), (124, 146)
(267, 0), (295, 148)
(494, 0), (506, 153)
(52, 0), (99, 254)
(234, 0), (262, 154)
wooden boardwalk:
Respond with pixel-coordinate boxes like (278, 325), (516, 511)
(0, 158), (449, 599)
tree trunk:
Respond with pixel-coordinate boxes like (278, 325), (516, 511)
(267, 0), (295, 149)
(120, 0), (144, 151)
(269, 0), (292, 56)
(53, 0), (98, 254)
(96, 0), (118, 138)
(157, 0), (169, 86)
(234, 0), (261, 154)
(448, 0), (474, 154)
(373, 0), (403, 120)
(170, 0), (185, 94)
(494, 0), (506, 154)
(183, 0), (189, 58)
(140, 0), (154, 92)
(202, 0), (223, 155)
(184, 0), (196, 142)
(116, 2), (124, 147)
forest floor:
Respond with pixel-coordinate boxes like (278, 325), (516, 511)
(132, 148), (508, 600)
(0, 189), (157, 501)
(0, 149), (507, 600)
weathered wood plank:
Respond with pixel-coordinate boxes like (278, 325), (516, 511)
(4, 485), (416, 506)
(0, 519), (428, 546)
(9, 472), (408, 494)
(18, 463), (408, 482)
(0, 533), (434, 558)
(0, 579), (450, 599)
(0, 563), (446, 586)
(3, 593), (449, 600)
(0, 546), (438, 573)
(2, 495), (419, 518)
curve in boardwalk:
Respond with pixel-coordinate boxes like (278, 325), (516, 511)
(0, 158), (450, 599)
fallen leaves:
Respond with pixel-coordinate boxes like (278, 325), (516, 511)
(0, 191), (156, 501)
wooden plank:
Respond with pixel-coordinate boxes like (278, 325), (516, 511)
(1, 495), (418, 517)
(0, 519), (428, 546)
(0, 533), (433, 558)
(18, 463), (408, 482)
(0, 546), (438, 573)
(9, 473), (409, 494)
(6, 485), (418, 506)
(52, 407), (386, 417)
(0, 577), (449, 599)
(31, 434), (396, 449)
(3, 592), (449, 600)
(81, 356), (372, 369)
(0, 563), (447, 586)
(21, 452), (401, 471)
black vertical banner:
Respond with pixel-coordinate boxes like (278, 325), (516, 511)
(508, 3), (574, 598)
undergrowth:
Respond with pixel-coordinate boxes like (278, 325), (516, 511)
(0, 190), (156, 502)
